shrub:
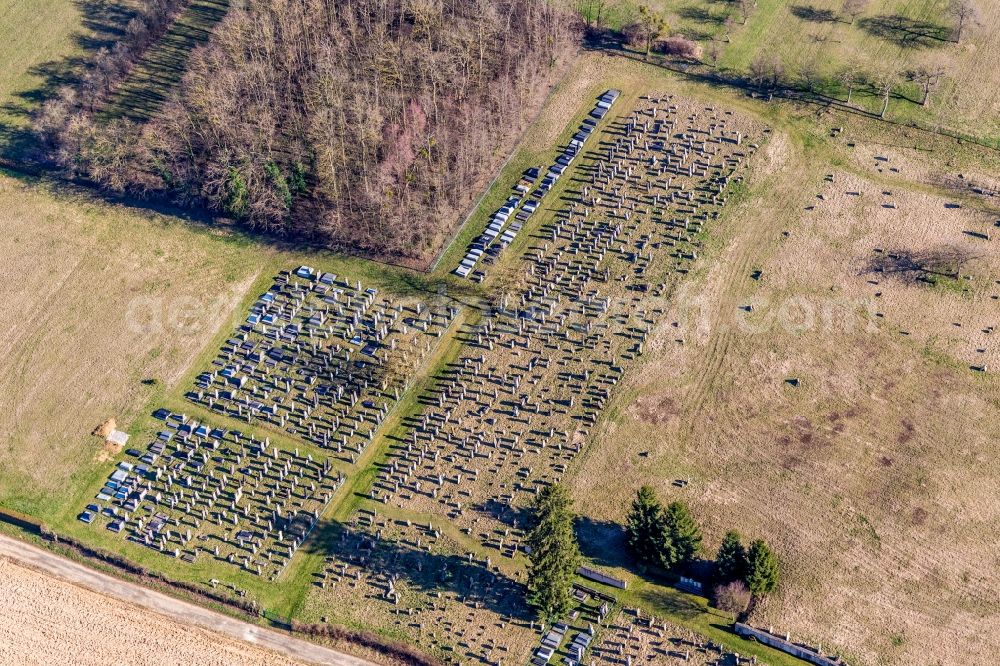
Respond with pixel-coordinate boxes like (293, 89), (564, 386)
(621, 22), (646, 49)
(713, 580), (751, 615)
(655, 36), (703, 60)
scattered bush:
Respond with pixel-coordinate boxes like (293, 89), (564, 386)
(291, 621), (441, 665)
(621, 22), (646, 49)
(655, 36), (703, 60)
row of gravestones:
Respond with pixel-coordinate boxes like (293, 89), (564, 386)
(84, 410), (344, 579)
(187, 268), (456, 460)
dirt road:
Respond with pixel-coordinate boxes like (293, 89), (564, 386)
(0, 533), (376, 666)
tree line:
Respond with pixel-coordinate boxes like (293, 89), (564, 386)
(36, 0), (578, 262)
(576, 0), (982, 125)
(523, 484), (779, 624)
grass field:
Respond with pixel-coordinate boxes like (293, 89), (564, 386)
(0, 173), (265, 519)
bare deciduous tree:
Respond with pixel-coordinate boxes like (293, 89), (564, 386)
(946, 0), (979, 42)
(869, 67), (900, 118)
(749, 52), (784, 94)
(909, 55), (948, 107)
(840, 0), (869, 24)
(39, 0), (580, 260)
(579, 0), (609, 30)
(799, 58), (824, 94)
(708, 40), (722, 67)
(723, 15), (736, 42)
(864, 245), (979, 283)
(836, 60), (862, 106)
(713, 580), (751, 615)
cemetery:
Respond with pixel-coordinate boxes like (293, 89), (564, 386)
(80, 409), (345, 581)
(378, 93), (759, 560)
(590, 607), (749, 666)
(186, 267), (457, 461)
(455, 90), (623, 281)
(291, 91), (765, 662)
(302, 507), (540, 664)
(300, 504), (634, 665)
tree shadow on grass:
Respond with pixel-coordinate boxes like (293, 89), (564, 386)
(301, 518), (533, 624)
(635, 584), (705, 621)
(582, 27), (627, 52)
(789, 5), (840, 23)
(2, 0), (230, 165)
(676, 6), (727, 27)
(575, 515), (632, 571)
(0, 0), (138, 163)
(858, 14), (951, 48)
(474, 498), (535, 533)
(103, 0), (230, 121)
(860, 245), (980, 284)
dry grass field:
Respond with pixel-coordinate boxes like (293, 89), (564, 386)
(569, 64), (1000, 665)
(0, 556), (309, 666)
(0, 175), (264, 519)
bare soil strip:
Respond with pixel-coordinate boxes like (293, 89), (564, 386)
(0, 533), (374, 666)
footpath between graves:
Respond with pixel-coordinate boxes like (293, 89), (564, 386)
(276, 304), (483, 618)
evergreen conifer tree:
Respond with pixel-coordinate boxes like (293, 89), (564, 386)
(526, 484), (581, 623)
(664, 501), (702, 565)
(715, 530), (748, 583)
(625, 485), (675, 568)
(745, 539), (780, 596)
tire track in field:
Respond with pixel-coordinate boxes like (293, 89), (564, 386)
(2, 253), (90, 431)
(682, 130), (804, 431)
